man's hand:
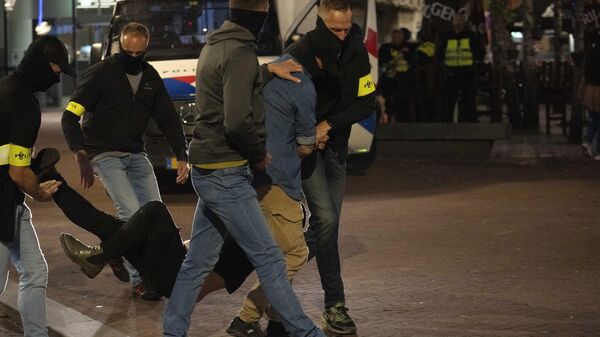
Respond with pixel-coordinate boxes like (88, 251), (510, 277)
(75, 150), (94, 189)
(297, 144), (314, 158)
(268, 59), (303, 83)
(316, 120), (332, 149)
(36, 180), (62, 202)
(176, 161), (190, 184)
(254, 152), (272, 171)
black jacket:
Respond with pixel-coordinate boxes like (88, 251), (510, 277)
(288, 26), (376, 158)
(62, 56), (188, 161)
(0, 38), (59, 241)
(586, 38), (600, 85)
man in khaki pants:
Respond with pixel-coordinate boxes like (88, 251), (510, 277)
(225, 50), (322, 337)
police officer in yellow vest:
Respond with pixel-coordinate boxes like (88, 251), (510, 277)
(378, 28), (415, 122)
(436, 12), (484, 123)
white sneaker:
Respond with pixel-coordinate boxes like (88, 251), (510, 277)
(594, 154), (600, 161)
(581, 142), (593, 158)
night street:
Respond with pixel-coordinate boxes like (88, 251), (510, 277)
(1, 111), (599, 336)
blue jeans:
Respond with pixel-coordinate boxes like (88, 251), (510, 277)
(0, 204), (48, 337)
(585, 110), (600, 152)
(302, 145), (347, 307)
(92, 152), (161, 285)
(163, 165), (323, 337)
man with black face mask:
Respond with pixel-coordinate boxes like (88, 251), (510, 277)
(61, 22), (189, 299)
(286, 0), (377, 335)
(163, 1), (325, 337)
(0, 35), (74, 337)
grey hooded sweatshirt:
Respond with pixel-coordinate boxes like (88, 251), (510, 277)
(189, 20), (266, 167)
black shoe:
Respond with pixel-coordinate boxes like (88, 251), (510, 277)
(266, 320), (290, 337)
(226, 316), (264, 337)
(107, 258), (130, 283)
(322, 303), (357, 335)
(132, 281), (162, 301)
(31, 148), (60, 182)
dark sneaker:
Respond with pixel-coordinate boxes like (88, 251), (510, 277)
(322, 303), (357, 335)
(226, 316), (264, 337)
(266, 320), (290, 337)
(107, 258), (130, 283)
(59, 233), (105, 279)
(581, 142), (593, 158)
(132, 281), (162, 301)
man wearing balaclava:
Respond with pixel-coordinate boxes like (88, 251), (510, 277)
(61, 22), (189, 299)
(163, 1), (326, 337)
(287, 0), (377, 335)
(0, 35), (74, 337)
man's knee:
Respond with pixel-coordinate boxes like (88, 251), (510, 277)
(18, 261), (48, 289)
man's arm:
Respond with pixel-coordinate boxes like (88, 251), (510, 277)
(62, 67), (100, 188)
(292, 82), (317, 156)
(151, 79), (190, 184)
(8, 105), (61, 201)
(223, 47), (267, 164)
(8, 165), (59, 202)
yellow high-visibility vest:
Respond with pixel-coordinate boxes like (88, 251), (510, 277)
(445, 38), (473, 67)
(390, 49), (409, 73)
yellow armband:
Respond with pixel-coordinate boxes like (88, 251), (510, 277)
(66, 101), (86, 117)
(8, 144), (32, 166)
(358, 74), (376, 97)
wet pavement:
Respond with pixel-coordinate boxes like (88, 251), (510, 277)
(1, 111), (600, 336)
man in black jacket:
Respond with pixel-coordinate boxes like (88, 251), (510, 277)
(0, 36), (73, 337)
(288, 0), (377, 335)
(61, 22), (189, 296)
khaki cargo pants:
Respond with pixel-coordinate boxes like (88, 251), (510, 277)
(238, 185), (309, 323)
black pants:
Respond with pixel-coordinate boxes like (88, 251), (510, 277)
(52, 177), (252, 297)
(442, 69), (478, 123)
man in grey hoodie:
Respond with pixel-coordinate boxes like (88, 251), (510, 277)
(162, 1), (325, 337)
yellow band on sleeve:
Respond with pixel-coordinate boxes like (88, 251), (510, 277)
(8, 144), (32, 167)
(358, 73), (376, 97)
(66, 101), (86, 117)
(0, 144), (9, 165)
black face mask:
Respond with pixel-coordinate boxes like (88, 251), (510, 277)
(16, 46), (61, 92)
(36, 63), (61, 92)
(306, 18), (343, 78)
(117, 45), (146, 75)
(229, 8), (268, 39)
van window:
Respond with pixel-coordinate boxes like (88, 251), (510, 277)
(108, 0), (280, 60)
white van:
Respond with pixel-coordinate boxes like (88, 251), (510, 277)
(98, 0), (378, 176)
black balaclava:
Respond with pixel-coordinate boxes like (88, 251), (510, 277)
(117, 43), (146, 75)
(229, 8), (268, 39)
(16, 36), (68, 92)
(306, 16), (343, 78)
(287, 35), (322, 79)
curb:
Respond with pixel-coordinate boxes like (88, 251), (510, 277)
(0, 280), (129, 337)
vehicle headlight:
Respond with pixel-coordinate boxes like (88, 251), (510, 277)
(175, 101), (198, 126)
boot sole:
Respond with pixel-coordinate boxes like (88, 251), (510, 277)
(59, 234), (104, 279)
(321, 317), (357, 335)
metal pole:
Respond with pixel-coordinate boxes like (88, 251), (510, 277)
(3, 4), (8, 75)
(72, 0), (77, 76)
